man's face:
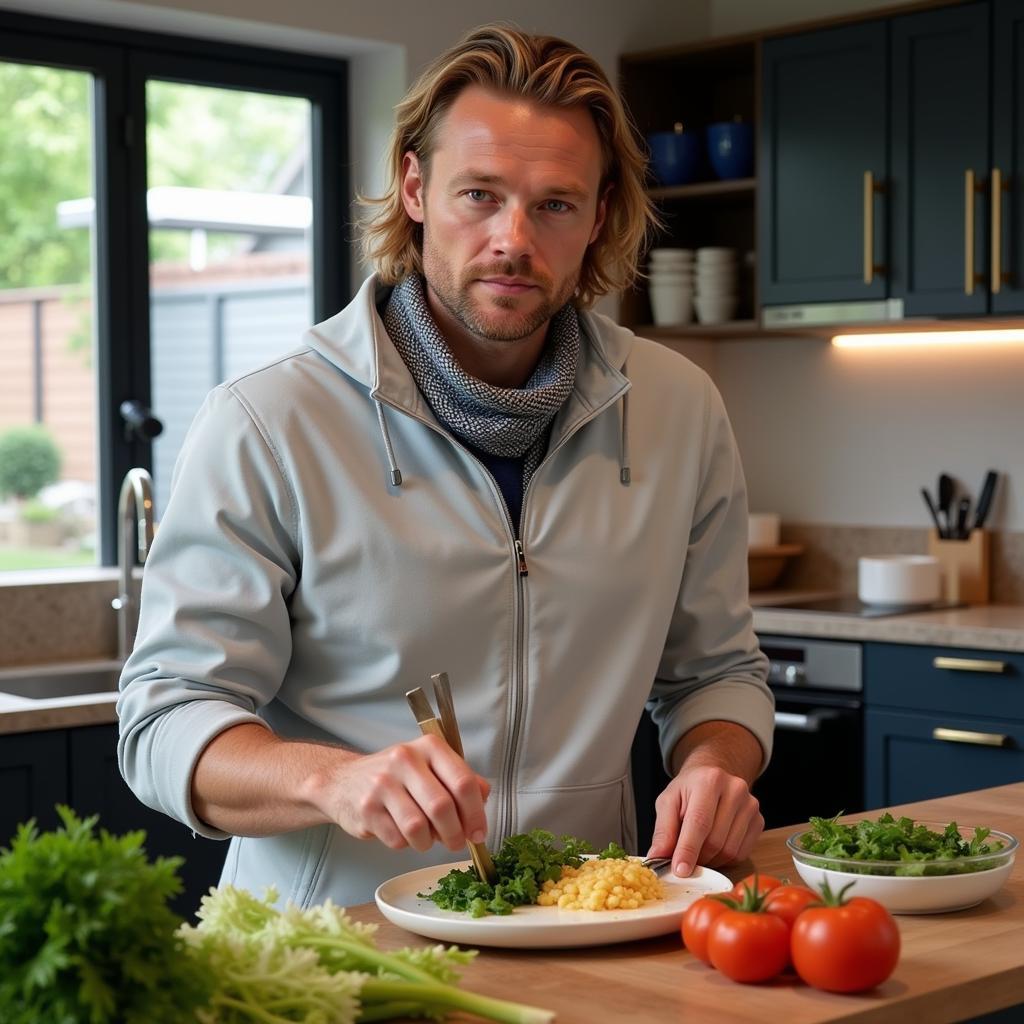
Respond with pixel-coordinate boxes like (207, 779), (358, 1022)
(400, 85), (607, 347)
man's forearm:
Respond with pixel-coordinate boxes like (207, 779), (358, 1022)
(669, 720), (764, 783)
(191, 723), (355, 837)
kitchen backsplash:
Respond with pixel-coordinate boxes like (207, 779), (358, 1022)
(1, 526), (1023, 668)
(778, 524), (1024, 604)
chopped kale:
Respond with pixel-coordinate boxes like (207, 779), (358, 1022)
(419, 829), (628, 917)
(799, 812), (1008, 876)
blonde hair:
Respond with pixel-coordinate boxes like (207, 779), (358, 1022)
(357, 23), (658, 308)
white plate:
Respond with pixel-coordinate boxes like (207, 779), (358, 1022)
(374, 859), (732, 948)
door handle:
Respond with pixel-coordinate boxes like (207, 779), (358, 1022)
(863, 171), (885, 284)
(933, 656), (1007, 674)
(932, 727), (1011, 748)
(964, 169), (986, 295)
(775, 710), (837, 733)
(992, 167), (1008, 294)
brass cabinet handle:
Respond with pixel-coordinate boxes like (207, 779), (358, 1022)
(863, 171), (885, 284)
(933, 656), (1008, 674)
(992, 167), (1005, 294)
(965, 169), (976, 295)
(933, 727), (1010, 748)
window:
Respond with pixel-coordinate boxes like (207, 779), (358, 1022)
(0, 11), (347, 570)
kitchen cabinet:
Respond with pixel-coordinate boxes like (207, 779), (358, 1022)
(864, 642), (1024, 807)
(0, 730), (66, 843)
(759, 20), (888, 307)
(0, 724), (224, 917)
(760, 0), (1024, 321)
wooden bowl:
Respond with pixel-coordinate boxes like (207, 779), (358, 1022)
(748, 544), (804, 591)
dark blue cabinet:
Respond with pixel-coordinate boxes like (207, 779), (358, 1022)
(761, 0), (1024, 319)
(890, 3), (990, 316)
(0, 730), (66, 844)
(992, 0), (1024, 312)
(759, 21), (888, 307)
(0, 724), (224, 918)
(864, 642), (1024, 808)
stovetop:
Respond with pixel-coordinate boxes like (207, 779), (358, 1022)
(762, 596), (964, 619)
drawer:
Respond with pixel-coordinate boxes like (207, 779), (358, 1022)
(865, 642), (1024, 720)
(866, 707), (1024, 809)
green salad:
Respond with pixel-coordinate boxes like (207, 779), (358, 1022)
(420, 829), (627, 917)
(797, 812), (1009, 876)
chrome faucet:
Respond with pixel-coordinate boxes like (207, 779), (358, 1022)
(111, 468), (155, 660)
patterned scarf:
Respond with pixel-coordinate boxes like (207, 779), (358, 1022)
(382, 274), (581, 484)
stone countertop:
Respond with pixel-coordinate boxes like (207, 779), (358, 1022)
(752, 590), (1024, 652)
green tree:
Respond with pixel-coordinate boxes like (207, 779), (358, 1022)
(0, 61), (308, 289)
(0, 426), (62, 499)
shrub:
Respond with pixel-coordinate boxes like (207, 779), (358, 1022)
(0, 427), (61, 500)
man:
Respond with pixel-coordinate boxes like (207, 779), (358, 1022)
(118, 24), (774, 909)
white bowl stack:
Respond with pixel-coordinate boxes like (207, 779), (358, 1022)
(646, 248), (694, 326)
(694, 247), (738, 325)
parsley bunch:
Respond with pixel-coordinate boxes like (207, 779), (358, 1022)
(420, 829), (628, 917)
(799, 812), (1007, 876)
(0, 806), (212, 1024)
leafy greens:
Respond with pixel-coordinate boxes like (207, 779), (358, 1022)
(419, 829), (629, 917)
(0, 806), (212, 1024)
(799, 812), (1008, 876)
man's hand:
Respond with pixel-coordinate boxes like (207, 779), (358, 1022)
(644, 721), (764, 877)
(192, 724), (489, 852)
(311, 735), (491, 853)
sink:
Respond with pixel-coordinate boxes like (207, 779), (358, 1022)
(0, 661), (122, 701)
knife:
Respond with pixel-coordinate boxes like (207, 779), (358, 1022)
(921, 487), (945, 538)
(973, 470), (999, 530)
(405, 685), (498, 884)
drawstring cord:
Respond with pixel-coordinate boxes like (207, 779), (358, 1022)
(619, 366), (631, 485)
(374, 401), (403, 486)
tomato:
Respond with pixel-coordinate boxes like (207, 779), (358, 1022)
(729, 873), (784, 900)
(791, 891), (900, 993)
(762, 884), (819, 929)
(681, 896), (731, 964)
(707, 908), (790, 983)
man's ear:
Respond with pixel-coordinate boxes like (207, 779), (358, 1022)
(588, 182), (612, 245)
(401, 152), (426, 224)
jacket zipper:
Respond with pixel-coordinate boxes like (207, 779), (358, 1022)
(374, 387), (627, 844)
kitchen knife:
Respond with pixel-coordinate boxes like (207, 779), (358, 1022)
(954, 497), (971, 540)
(921, 487), (945, 538)
(938, 473), (955, 540)
(973, 470), (999, 530)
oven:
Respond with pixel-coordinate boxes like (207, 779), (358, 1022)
(630, 635), (865, 851)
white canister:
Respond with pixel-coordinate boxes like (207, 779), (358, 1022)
(858, 555), (940, 605)
(748, 512), (781, 549)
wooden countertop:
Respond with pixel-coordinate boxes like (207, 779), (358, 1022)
(348, 783), (1024, 1023)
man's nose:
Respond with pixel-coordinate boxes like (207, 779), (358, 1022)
(491, 205), (535, 261)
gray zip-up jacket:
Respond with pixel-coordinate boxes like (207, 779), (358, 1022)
(117, 274), (773, 908)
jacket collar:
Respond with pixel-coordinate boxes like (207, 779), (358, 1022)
(304, 273), (633, 426)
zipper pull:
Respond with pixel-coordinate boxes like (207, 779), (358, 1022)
(514, 538), (529, 577)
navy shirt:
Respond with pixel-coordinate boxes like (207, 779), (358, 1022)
(466, 442), (525, 535)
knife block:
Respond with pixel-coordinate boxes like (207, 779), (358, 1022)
(927, 528), (991, 604)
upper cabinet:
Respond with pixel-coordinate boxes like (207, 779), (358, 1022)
(760, 0), (1024, 323)
(759, 21), (888, 309)
(621, 0), (1024, 337)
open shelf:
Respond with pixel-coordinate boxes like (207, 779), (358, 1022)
(648, 177), (755, 201)
(640, 320), (761, 339)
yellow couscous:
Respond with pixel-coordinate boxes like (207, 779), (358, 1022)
(536, 857), (664, 911)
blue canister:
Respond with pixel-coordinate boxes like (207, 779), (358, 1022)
(706, 119), (754, 180)
(646, 123), (702, 186)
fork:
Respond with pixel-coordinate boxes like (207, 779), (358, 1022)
(640, 856), (675, 874)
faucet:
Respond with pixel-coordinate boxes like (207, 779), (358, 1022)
(111, 468), (155, 660)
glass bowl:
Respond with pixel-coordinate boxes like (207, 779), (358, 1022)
(787, 821), (1017, 914)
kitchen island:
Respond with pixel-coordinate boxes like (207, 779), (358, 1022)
(348, 782), (1024, 1023)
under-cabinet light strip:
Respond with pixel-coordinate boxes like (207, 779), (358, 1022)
(832, 329), (1024, 348)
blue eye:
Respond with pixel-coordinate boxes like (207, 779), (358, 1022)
(467, 190), (491, 202)
(544, 200), (571, 213)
